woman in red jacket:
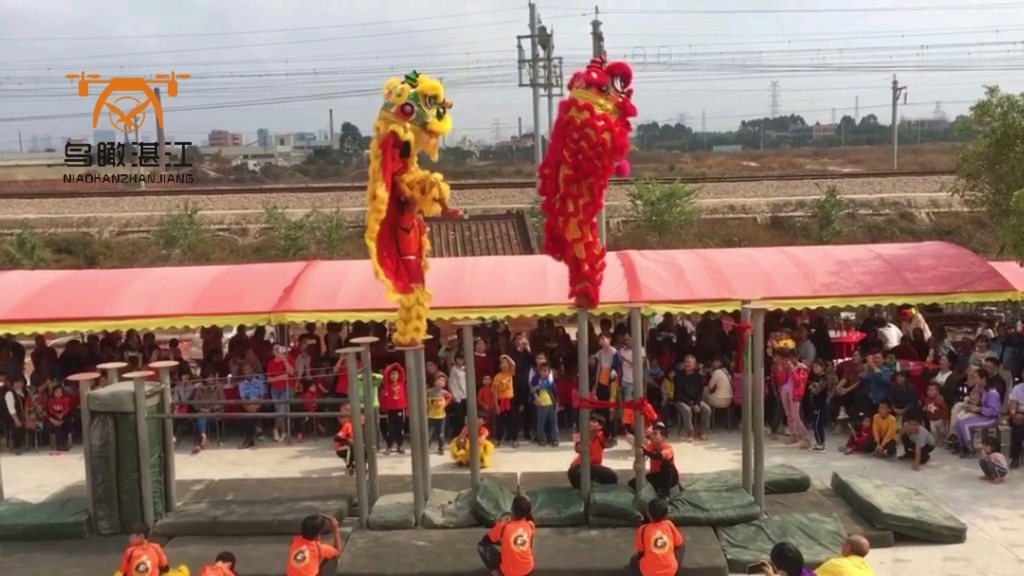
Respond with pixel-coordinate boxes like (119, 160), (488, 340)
(380, 363), (409, 455)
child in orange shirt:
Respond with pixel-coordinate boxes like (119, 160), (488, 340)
(477, 374), (497, 433)
(334, 404), (356, 474)
(630, 498), (685, 576)
(492, 354), (517, 447)
(115, 524), (169, 576)
(623, 397), (660, 444)
(286, 515), (342, 576)
(630, 423), (679, 498)
(296, 380), (321, 443)
(478, 495), (535, 576)
(197, 552), (237, 576)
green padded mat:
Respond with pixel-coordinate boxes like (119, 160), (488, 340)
(587, 484), (644, 527)
(635, 484), (760, 527)
(523, 486), (586, 527)
(89, 412), (122, 535)
(0, 497), (91, 541)
(422, 489), (478, 529)
(113, 409), (168, 531)
(470, 479), (515, 527)
(830, 472), (967, 544)
(716, 512), (846, 573)
(367, 492), (417, 530)
(681, 464), (811, 494)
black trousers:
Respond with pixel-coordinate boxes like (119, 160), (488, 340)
(627, 463), (680, 498)
(900, 434), (935, 463)
(863, 438), (897, 456)
(512, 394), (534, 441)
(318, 557), (338, 576)
(447, 400), (466, 440)
(242, 417), (258, 443)
(497, 410), (515, 443)
(628, 546), (686, 576)
(478, 538), (502, 573)
(1009, 422), (1024, 463)
(567, 464), (619, 488)
(385, 410), (405, 449)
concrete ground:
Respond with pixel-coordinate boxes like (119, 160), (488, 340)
(3, 428), (1023, 575)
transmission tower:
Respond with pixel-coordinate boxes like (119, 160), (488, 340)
(492, 118), (505, 143)
(831, 108), (836, 123)
(768, 81), (781, 117)
(855, 96), (860, 121)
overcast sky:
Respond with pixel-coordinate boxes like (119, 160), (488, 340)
(2, 0), (1024, 151)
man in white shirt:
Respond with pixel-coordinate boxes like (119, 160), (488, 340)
(877, 322), (903, 351)
(447, 353), (469, 438)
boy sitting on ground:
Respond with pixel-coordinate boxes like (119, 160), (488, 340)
(979, 437), (1009, 484)
(478, 495), (535, 576)
(287, 515), (343, 576)
(115, 524), (174, 576)
(629, 422), (680, 498)
(198, 552), (237, 576)
(567, 414), (620, 489)
(843, 415), (873, 455)
(865, 401), (898, 458)
(630, 498), (685, 576)
(899, 412), (935, 470)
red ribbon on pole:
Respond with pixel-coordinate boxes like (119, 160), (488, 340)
(736, 322), (754, 373)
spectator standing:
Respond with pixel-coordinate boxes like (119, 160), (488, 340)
(266, 345), (295, 443)
(794, 326), (816, 364)
(426, 374), (453, 455)
(1008, 379), (1024, 469)
(30, 335), (59, 378)
(1, 377), (28, 454)
(512, 334), (536, 443)
(236, 363), (268, 449)
(473, 338), (495, 390)
(448, 354), (469, 439)
(380, 363), (408, 455)
(620, 333), (643, 402)
(531, 362), (559, 446)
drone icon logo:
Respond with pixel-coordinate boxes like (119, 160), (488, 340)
(66, 71), (190, 134)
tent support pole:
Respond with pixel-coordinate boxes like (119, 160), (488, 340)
(354, 339), (381, 506)
(576, 308), (591, 499)
(401, 346), (426, 526)
(752, 306), (767, 514)
(455, 321), (482, 489)
(740, 303), (753, 495)
(630, 307), (646, 491)
(414, 347), (432, 497)
(344, 348), (369, 529)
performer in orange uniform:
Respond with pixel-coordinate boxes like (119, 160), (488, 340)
(631, 498), (686, 576)
(115, 524), (171, 576)
(629, 423), (679, 498)
(478, 495), (536, 576)
(197, 552), (237, 576)
(286, 515), (343, 576)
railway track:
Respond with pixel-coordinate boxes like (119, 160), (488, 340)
(0, 169), (955, 200)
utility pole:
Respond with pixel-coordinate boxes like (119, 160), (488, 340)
(768, 81), (781, 117)
(518, 117), (523, 139)
(528, 4), (541, 170)
(841, 122), (845, 147)
(831, 108), (836, 124)
(891, 75), (908, 170)
(17, 131), (23, 154)
(492, 118), (504, 144)
(154, 88), (167, 168)
(516, 4), (561, 175)
(854, 96), (859, 121)
(592, 6), (607, 245)
(329, 109), (335, 148)
(701, 110), (707, 150)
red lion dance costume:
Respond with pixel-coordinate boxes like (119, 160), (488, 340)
(538, 57), (636, 309)
(365, 71), (462, 346)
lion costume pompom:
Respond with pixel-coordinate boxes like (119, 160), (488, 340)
(538, 57), (637, 309)
(365, 71), (463, 346)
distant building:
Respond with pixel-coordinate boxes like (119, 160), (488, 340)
(257, 128), (272, 147)
(93, 129), (117, 144)
(812, 122), (838, 140)
(712, 144), (743, 153)
(208, 130), (243, 147)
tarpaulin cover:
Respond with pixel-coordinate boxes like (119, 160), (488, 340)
(0, 497), (91, 541)
(831, 472), (967, 543)
(421, 488), (479, 529)
(0, 242), (1015, 333)
(88, 412), (122, 536)
(523, 486), (586, 527)
(634, 484), (760, 527)
(990, 260), (1024, 293)
(680, 464), (811, 494)
(587, 483), (644, 527)
(367, 492), (417, 531)
(470, 479), (516, 528)
(716, 513), (847, 573)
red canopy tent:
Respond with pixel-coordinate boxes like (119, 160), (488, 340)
(0, 242), (1016, 334)
(989, 260), (1024, 294)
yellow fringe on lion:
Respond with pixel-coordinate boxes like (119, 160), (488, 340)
(364, 71), (463, 346)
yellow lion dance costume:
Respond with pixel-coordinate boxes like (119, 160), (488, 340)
(538, 57), (636, 310)
(450, 428), (495, 469)
(365, 71), (463, 346)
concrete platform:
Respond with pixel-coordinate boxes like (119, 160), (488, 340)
(337, 526), (728, 576)
(764, 489), (895, 549)
(2, 536), (126, 576)
(157, 497), (351, 537)
(44, 479), (212, 505)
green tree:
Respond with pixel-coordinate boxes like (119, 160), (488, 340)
(153, 201), (212, 262)
(3, 227), (48, 268)
(954, 86), (1024, 260)
(262, 205), (311, 259)
(626, 179), (700, 247)
(338, 122), (364, 163)
(801, 185), (850, 243)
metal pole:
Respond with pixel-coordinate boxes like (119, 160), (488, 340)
(740, 304), (753, 495)
(340, 347), (369, 528)
(629, 308), (645, 490)
(529, 2), (542, 172)
(150, 361), (179, 512)
(129, 372), (156, 527)
(97, 361), (127, 385)
(352, 336), (381, 506)
(66, 372), (101, 521)
(751, 307), (767, 514)
(455, 321), (481, 488)
(576, 308), (592, 498)
(400, 346), (425, 524)
(414, 347), (432, 496)
(592, 7), (608, 245)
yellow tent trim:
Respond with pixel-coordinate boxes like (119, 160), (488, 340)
(643, 291), (1021, 316)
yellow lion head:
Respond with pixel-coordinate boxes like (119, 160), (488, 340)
(377, 71), (452, 160)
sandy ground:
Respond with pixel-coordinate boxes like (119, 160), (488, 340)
(3, 426), (1021, 575)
